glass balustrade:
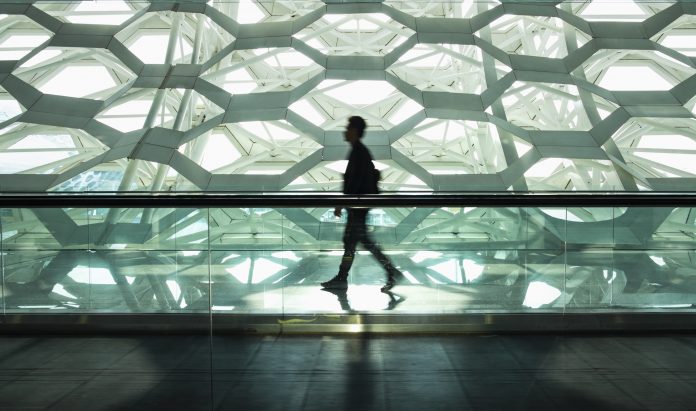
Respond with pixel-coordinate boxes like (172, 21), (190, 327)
(3, 204), (695, 317)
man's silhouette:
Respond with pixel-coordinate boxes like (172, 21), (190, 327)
(321, 116), (403, 292)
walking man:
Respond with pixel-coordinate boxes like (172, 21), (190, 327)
(321, 116), (403, 292)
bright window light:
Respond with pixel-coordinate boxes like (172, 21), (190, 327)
(0, 98), (22, 121)
(226, 258), (251, 283)
(388, 99), (423, 125)
(212, 305), (236, 311)
(396, 46), (441, 68)
(238, 121), (300, 142)
(649, 256), (666, 266)
(68, 266), (116, 285)
(98, 96), (177, 131)
(318, 80), (396, 106)
(0, 34), (49, 48)
(462, 259), (484, 283)
(325, 160), (348, 173)
(599, 66), (674, 91)
(67, 1), (135, 25)
(398, 175), (431, 191)
(417, 120), (467, 142)
(199, 132), (241, 172)
(288, 99), (325, 125)
(0, 150), (77, 173)
(20, 49), (62, 68)
(428, 259), (461, 283)
(0, 34), (50, 60)
(220, 253), (241, 264)
(51, 283), (77, 299)
(235, 0), (266, 23)
(252, 258), (286, 283)
(525, 158), (565, 178)
(220, 69), (257, 94)
(579, 0), (648, 21)
(10, 134), (74, 149)
(264, 50), (313, 67)
(129, 33), (192, 64)
(411, 250), (442, 263)
(522, 281), (561, 308)
(39, 65), (116, 98)
(271, 251), (301, 261)
(660, 35), (696, 57)
(637, 134), (696, 150)
(264, 291), (283, 308)
(634, 152), (696, 175)
(166, 280), (182, 300)
(324, 14), (386, 32)
(514, 139), (533, 157)
(243, 168), (285, 175)
(175, 218), (207, 238)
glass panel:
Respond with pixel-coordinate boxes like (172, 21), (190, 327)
(1, 208), (89, 313)
(611, 206), (696, 309)
(209, 207), (284, 314)
(271, 206), (551, 315)
(88, 207), (211, 313)
(4, 204), (696, 315)
(524, 208), (566, 311)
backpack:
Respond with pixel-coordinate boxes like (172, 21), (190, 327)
(370, 164), (381, 194)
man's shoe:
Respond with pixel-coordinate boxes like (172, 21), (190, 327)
(321, 275), (348, 290)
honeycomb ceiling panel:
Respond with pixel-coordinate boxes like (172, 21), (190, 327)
(0, 0), (692, 193)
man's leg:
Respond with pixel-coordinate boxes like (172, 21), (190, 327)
(321, 209), (359, 289)
(354, 211), (403, 291)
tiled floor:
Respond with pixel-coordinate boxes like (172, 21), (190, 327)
(1, 333), (696, 410)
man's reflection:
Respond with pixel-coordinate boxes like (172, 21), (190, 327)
(321, 288), (406, 311)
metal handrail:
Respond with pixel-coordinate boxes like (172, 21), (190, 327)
(2, 191), (696, 207)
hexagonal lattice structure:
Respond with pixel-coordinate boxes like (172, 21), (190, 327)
(393, 118), (508, 175)
(294, 13), (414, 56)
(181, 120), (321, 175)
(483, 14), (591, 58)
(0, 0), (693, 193)
(0, 123), (108, 174)
(115, 11), (235, 65)
(34, 1), (146, 25)
(289, 79), (423, 130)
(0, 15), (52, 61)
(501, 81), (604, 131)
(212, 0), (324, 24)
(202, 47), (324, 94)
(13, 47), (136, 99)
(388, 44), (510, 94)
(581, 49), (695, 91)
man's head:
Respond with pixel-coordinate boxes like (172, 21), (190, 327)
(344, 116), (366, 144)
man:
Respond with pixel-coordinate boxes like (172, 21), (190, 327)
(321, 116), (403, 292)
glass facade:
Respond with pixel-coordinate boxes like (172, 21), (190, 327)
(0, 1), (694, 193)
(3, 204), (695, 316)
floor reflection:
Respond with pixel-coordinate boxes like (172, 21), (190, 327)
(321, 288), (407, 312)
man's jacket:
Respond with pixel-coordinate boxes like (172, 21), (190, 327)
(343, 140), (378, 195)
